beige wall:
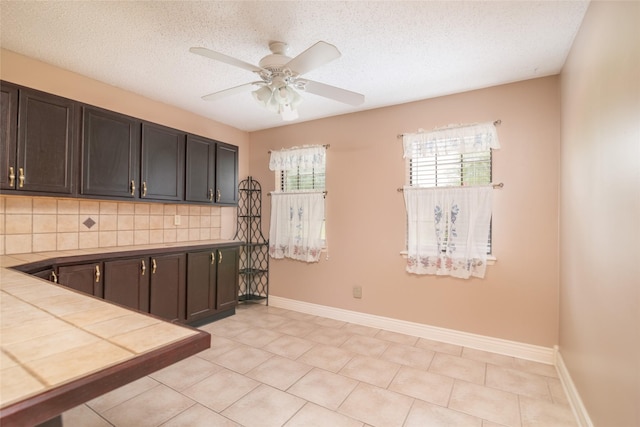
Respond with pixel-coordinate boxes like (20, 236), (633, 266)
(559, 1), (640, 426)
(249, 76), (561, 347)
(0, 49), (250, 243)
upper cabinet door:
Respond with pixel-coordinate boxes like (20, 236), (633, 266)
(0, 83), (18, 191)
(185, 135), (215, 203)
(81, 106), (140, 198)
(141, 123), (185, 201)
(16, 88), (77, 194)
(215, 143), (238, 205)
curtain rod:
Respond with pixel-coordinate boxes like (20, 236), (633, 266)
(397, 183), (504, 192)
(396, 119), (501, 139)
(268, 190), (328, 197)
(268, 144), (330, 154)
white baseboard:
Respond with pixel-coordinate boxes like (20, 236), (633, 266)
(554, 348), (593, 427)
(269, 295), (555, 364)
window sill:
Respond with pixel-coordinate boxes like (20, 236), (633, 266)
(399, 251), (496, 265)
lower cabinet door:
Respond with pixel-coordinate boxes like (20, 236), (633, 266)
(57, 262), (103, 297)
(186, 250), (217, 323)
(216, 246), (239, 311)
(149, 253), (186, 322)
(104, 258), (149, 312)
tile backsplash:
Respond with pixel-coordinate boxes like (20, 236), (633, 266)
(0, 195), (237, 255)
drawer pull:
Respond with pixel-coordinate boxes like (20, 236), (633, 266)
(130, 180), (136, 196)
(18, 168), (25, 188)
(151, 258), (157, 274)
(95, 265), (101, 282)
(141, 259), (146, 275)
(218, 250), (223, 264)
(210, 252), (215, 265)
(51, 271), (58, 283)
(8, 167), (15, 187)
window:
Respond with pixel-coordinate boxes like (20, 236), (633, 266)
(268, 145), (327, 262)
(407, 150), (493, 254)
(280, 165), (326, 192)
(408, 150), (492, 188)
(278, 165), (327, 244)
(402, 122), (500, 260)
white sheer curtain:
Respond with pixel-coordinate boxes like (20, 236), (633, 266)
(404, 185), (493, 279)
(269, 191), (325, 262)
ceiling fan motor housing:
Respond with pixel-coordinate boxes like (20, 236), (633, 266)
(259, 41), (295, 77)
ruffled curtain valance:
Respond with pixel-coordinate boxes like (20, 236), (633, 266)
(269, 145), (326, 171)
(403, 122), (500, 159)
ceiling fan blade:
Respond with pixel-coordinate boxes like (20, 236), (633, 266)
(301, 80), (365, 106)
(202, 82), (260, 101)
(190, 47), (265, 74)
(285, 41), (341, 76)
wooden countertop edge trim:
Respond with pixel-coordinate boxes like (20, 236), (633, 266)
(11, 241), (242, 273)
(0, 328), (210, 426)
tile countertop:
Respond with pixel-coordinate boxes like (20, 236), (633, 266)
(0, 241), (233, 425)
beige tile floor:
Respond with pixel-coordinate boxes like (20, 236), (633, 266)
(62, 304), (577, 427)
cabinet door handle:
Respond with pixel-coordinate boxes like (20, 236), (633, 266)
(210, 252), (215, 265)
(217, 250), (223, 264)
(8, 167), (15, 187)
(142, 181), (147, 197)
(51, 271), (58, 283)
(18, 168), (25, 188)
(95, 265), (101, 283)
(130, 180), (136, 196)
(151, 258), (157, 274)
(208, 188), (213, 201)
(216, 189), (221, 202)
(141, 259), (146, 275)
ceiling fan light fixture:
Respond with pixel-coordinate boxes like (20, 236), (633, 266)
(252, 85), (272, 106)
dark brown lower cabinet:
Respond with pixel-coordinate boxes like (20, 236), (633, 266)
(57, 262), (103, 297)
(149, 253), (186, 323)
(186, 250), (217, 323)
(216, 246), (239, 312)
(32, 268), (54, 282)
(103, 258), (150, 312)
(44, 244), (237, 324)
(186, 247), (239, 323)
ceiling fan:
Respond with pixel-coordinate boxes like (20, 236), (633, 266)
(189, 41), (365, 121)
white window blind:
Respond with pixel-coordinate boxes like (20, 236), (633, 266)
(407, 150), (492, 188)
(280, 166), (326, 192)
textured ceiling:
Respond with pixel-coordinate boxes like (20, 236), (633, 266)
(0, 1), (589, 132)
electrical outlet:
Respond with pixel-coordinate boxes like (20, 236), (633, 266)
(174, 214), (181, 226)
(353, 286), (362, 299)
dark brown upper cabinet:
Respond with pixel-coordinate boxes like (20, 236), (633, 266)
(215, 143), (238, 205)
(1, 83), (77, 194)
(1, 81), (238, 205)
(1, 83), (18, 191)
(81, 106), (140, 199)
(141, 123), (185, 201)
(185, 135), (215, 203)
